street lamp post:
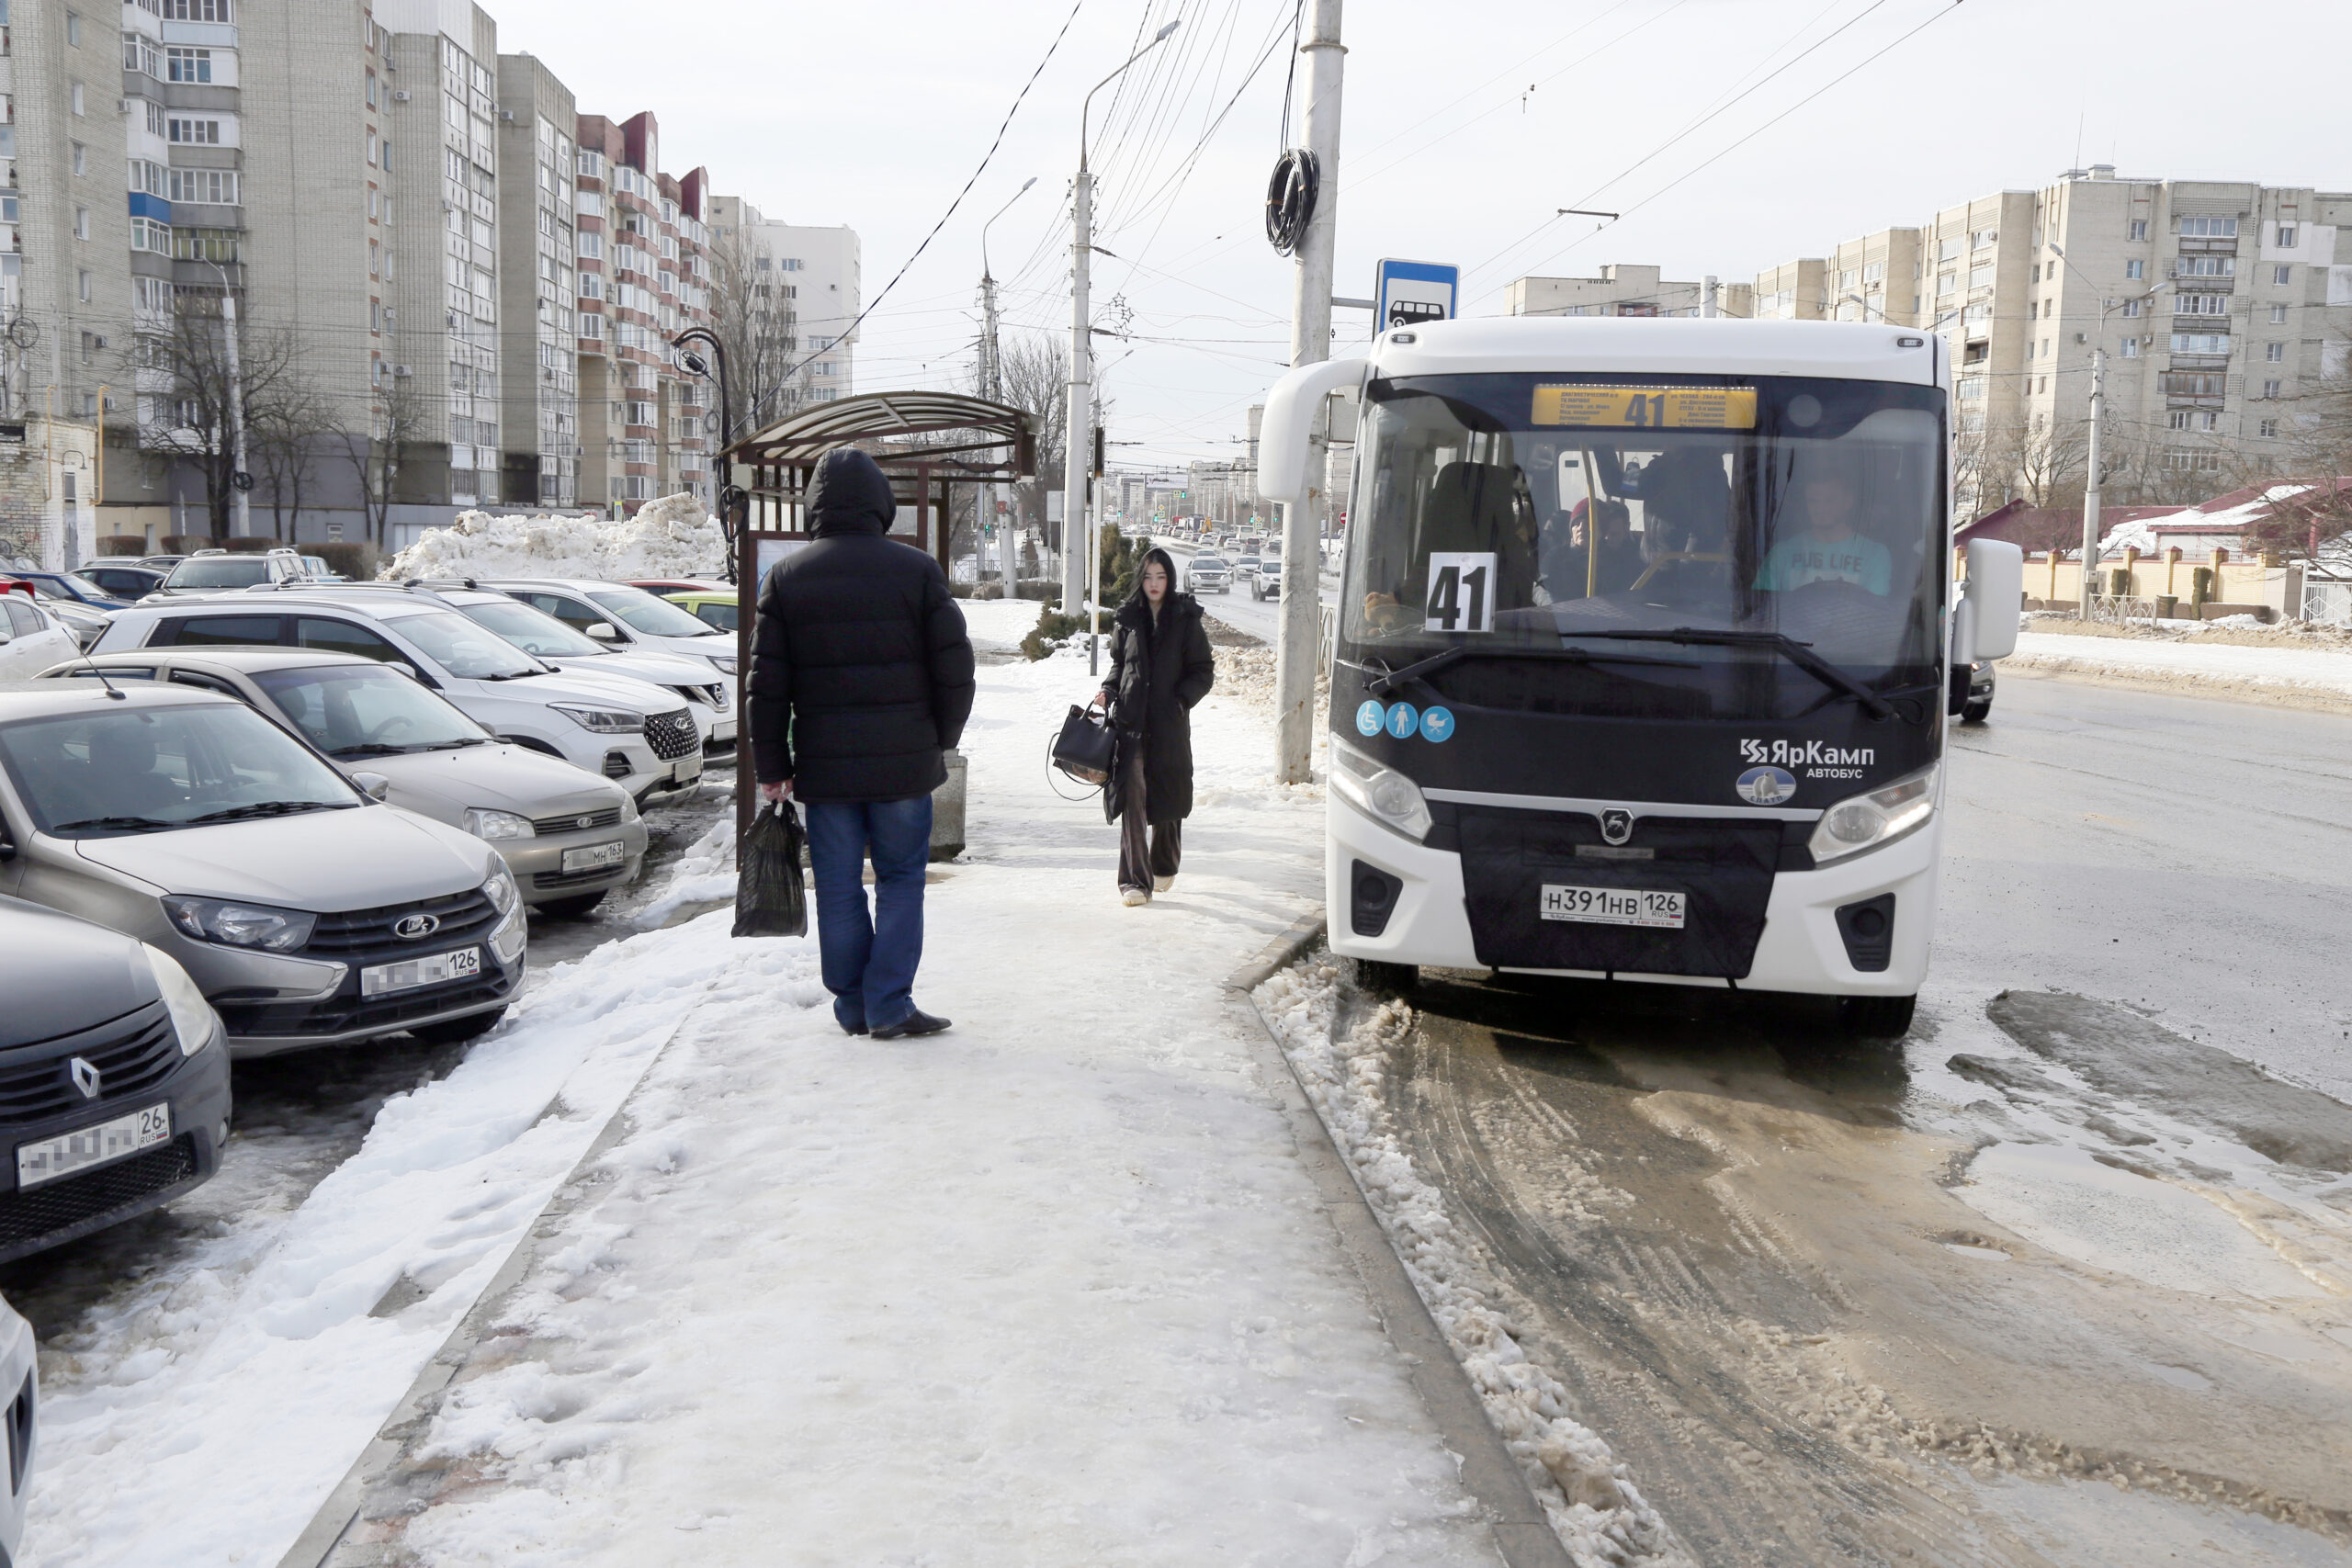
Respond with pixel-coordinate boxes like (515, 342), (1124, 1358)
(673, 328), (738, 581)
(204, 261), (249, 539)
(1064, 21), (1181, 632)
(982, 178), (1035, 596)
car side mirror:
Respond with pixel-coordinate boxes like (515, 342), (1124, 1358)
(585, 622), (620, 641)
(351, 772), (392, 802)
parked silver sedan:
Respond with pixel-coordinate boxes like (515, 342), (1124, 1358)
(43, 649), (650, 917)
(0, 681), (526, 1056)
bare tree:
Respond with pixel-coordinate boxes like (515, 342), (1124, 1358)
(1998, 412), (2089, 513)
(2228, 371), (2352, 561)
(993, 333), (1069, 547)
(133, 296), (322, 539)
(706, 224), (805, 444)
(254, 374), (338, 540)
(344, 373), (428, 550)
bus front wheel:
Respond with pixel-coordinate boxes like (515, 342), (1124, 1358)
(1349, 958), (1418, 997)
(1838, 994), (1917, 1039)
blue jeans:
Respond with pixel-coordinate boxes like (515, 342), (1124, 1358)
(803, 796), (933, 1032)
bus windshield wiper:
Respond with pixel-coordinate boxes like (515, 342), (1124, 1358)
(1555, 627), (1893, 719)
(1365, 642), (1697, 698)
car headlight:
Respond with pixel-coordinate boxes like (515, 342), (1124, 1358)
(463, 807), (536, 841)
(141, 942), (221, 1055)
(162, 895), (318, 953)
(1329, 734), (1432, 840)
(551, 703), (645, 733)
(708, 654), (738, 676)
(1807, 762), (1939, 865)
(618, 791), (640, 824)
(482, 863), (520, 918)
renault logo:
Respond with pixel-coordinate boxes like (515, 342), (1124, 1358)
(393, 912), (442, 940)
(69, 1057), (101, 1100)
(1600, 809), (1634, 846)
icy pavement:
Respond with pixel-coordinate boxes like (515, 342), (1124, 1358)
(56, 596), (1509, 1566)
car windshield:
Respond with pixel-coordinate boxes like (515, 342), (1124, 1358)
(378, 609), (542, 678)
(252, 662), (490, 757)
(683, 599), (738, 633)
(0, 701), (359, 836)
(586, 587), (723, 637)
(454, 598), (605, 657)
(1341, 371), (1944, 719)
(166, 557), (271, 588)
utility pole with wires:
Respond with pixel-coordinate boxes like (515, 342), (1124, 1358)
(1065, 22), (1180, 622)
(1273, 0), (1344, 786)
(982, 178), (1034, 595)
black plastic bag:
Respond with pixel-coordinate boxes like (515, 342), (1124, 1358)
(732, 799), (808, 938)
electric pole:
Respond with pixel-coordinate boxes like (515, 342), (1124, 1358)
(2079, 343), (2105, 617)
(982, 178), (1034, 597)
(1066, 23), (1178, 618)
(1274, 0), (1344, 786)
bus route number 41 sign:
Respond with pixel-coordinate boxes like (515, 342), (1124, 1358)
(1425, 551), (1496, 633)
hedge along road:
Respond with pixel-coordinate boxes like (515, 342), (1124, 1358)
(1349, 674), (2352, 1567)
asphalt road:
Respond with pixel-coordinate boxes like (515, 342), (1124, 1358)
(1155, 534), (1337, 645)
(1360, 672), (2352, 1567)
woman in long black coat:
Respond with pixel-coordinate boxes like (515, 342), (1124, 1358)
(1091, 547), (1216, 906)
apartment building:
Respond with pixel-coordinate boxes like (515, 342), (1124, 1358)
(1506, 264), (1752, 321)
(493, 51), (575, 508)
(748, 218), (856, 404)
(571, 110), (713, 515)
(1758, 169), (2352, 513)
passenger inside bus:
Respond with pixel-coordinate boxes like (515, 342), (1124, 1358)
(1754, 461), (1892, 596)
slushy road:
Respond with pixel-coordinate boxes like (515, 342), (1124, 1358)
(1154, 534), (1337, 645)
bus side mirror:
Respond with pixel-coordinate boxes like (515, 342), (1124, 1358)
(1257, 356), (1368, 508)
(1962, 539), (2024, 661)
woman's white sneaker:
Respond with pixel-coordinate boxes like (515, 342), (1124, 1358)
(1152, 874), (1174, 893)
(1121, 887), (1150, 907)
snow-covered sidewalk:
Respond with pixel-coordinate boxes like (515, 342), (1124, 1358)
(215, 600), (1508, 1565)
(2008, 628), (2352, 709)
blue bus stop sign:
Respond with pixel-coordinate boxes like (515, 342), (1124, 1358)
(1374, 259), (1459, 332)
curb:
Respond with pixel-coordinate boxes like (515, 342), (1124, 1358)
(2003, 652), (2352, 717)
(276, 996), (713, 1568)
(1225, 919), (1576, 1568)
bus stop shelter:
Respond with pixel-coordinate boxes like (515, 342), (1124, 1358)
(718, 391), (1035, 830)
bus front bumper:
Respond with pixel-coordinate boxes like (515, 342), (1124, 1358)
(1325, 795), (1938, 997)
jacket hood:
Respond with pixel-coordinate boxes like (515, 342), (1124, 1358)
(808, 449), (897, 538)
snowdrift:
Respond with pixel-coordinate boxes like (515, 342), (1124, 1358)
(384, 492), (724, 583)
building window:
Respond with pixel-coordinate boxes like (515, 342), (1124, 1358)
(2177, 216), (2237, 238)
(2175, 255), (2234, 277)
(172, 226), (239, 263)
(2120, 338), (2139, 358)
(2262, 378), (2282, 399)
(2269, 303), (2288, 324)
(2260, 418), (2280, 438)
(2170, 333), (2231, 355)
(2125, 259), (2144, 279)
(68, 11), (84, 44)
(1970, 228), (1997, 250)
(2196, 411), (2218, 432)
(369, 239), (380, 276)
(123, 31), (162, 75)
(74, 206), (90, 240)
(72, 83), (86, 115)
(2121, 298), (2143, 318)
(168, 167), (237, 204)
(2176, 294), (2229, 316)
(2273, 265), (2291, 286)
(130, 215), (172, 253)
(160, 0), (232, 16)
(165, 46), (211, 81)
(1967, 265), (1994, 290)
(167, 118), (223, 144)
(2277, 224), (2297, 246)
(147, 101), (166, 136)
(2266, 341), (2286, 362)
(2166, 411), (2191, 430)
(77, 269), (91, 302)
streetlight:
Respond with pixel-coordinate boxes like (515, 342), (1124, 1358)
(1067, 17), (1180, 671)
(980, 178), (1035, 595)
(202, 259), (250, 539)
(673, 327), (740, 581)
(2050, 243), (2168, 615)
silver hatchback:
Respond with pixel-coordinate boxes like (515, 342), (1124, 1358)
(46, 649), (650, 916)
(0, 681), (526, 1056)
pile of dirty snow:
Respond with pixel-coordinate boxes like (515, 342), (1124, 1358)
(384, 492), (723, 583)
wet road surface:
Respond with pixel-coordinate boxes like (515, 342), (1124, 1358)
(1360, 675), (2352, 1566)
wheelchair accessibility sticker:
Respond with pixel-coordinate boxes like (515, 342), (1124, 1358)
(1356, 699), (1385, 737)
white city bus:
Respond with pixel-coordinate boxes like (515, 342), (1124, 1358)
(1258, 318), (2022, 1036)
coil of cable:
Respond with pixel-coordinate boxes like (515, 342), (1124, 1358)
(1264, 148), (1318, 257)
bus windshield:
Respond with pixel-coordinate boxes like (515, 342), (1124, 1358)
(1342, 372), (1945, 718)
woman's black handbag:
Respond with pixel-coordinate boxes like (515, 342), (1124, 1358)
(1051, 703), (1117, 786)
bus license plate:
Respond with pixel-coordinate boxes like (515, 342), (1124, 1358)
(18, 1102), (172, 1189)
(1540, 886), (1685, 929)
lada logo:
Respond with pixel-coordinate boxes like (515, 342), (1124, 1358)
(575, 816), (593, 829)
(1600, 809), (1634, 845)
(68, 1057), (101, 1100)
(393, 912), (442, 941)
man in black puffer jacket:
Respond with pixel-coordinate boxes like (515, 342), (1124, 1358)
(749, 448), (974, 1039)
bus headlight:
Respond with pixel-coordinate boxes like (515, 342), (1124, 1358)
(1330, 736), (1432, 841)
(1807, 762), (1939, 864)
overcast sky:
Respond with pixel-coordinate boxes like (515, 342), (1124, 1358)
(494, 0), (2346, 469)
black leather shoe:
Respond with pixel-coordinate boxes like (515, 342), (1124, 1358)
(871, 1009), (951, 1040)
(840, 1020), (869, 1036)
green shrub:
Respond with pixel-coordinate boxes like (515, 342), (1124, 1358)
(1020, 605), (1090, 661)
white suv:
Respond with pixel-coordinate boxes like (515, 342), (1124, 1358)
(89, 587), (706, 802)
(484, 578), (739, 677)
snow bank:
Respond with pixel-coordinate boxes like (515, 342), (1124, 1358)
(1256, 956), (1690, 1567)
(21, 921), (757, 1568)
(384, 492), (724, 583)
(628, 812), (736, 929)
(2007, 629), (2352, 708)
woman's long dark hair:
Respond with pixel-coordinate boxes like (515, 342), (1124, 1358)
(1126, 547), (1180, 609)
